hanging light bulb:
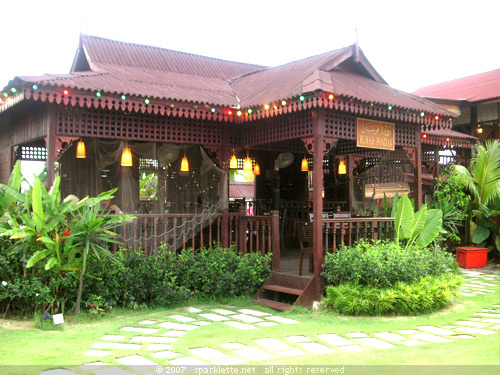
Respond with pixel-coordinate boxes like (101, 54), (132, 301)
(254, 162), (261, 176)
(180, 154), (189, 172)
(230, 154), (238, 169)
(243, 152), (253, 173)
(76, 139), (86, 159)
(338, 160), (347, 175)
(121, 145), (133, 166)
(301, 156), (309, 172)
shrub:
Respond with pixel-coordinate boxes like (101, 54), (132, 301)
(323, 273), (462, 315)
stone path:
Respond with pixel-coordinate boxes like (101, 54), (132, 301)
(42, 270), (499, 374)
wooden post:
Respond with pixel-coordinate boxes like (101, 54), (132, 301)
(434, 146), (440, 178)
(415, 135), (423, 209)
(348, 154), (354, 212)
(312, 109), (325, 276)
(271, 210), (280, 271)
(45, 105), (57, 186)
(221, 135), (231, 248)
(238, 205), (246, 254)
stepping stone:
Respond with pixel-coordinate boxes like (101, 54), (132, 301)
(234, 348), (275, 360)
(151, 351), (180, 359)
(147, 344), (172, 351)
(409, 333), (451, 343)
(162, 330), (187, 337)
(79, 362), (106, 371)
(276, 349), (307, 356)
(257, 322), (278, 327)
(297, 342), (334, 354)
(373, 332), (406, 342)
(490, 325), (500, 330)
(92, 342), (141, 349)
(474, 313), (500, 318)
(338, 345), (363, 351)
(254, 338), (292, 352)
(455, 321), (488, 328)
(469, 318), (482, 321)
(170, 357), (209, 366)
(286, 336), (311, 343)
(265, 316), (298, 324)
(85, 350), (110, 357)
(41, 370), (79, 375)
(94, 368), (134, 375)
(101, 335), (125, 341)
(452, 335), (474, 338)
(416, 326), (455, 335)
(397, 340), (425, 347)
(117, 354), (158, 371)
(130, 336), (177, 344)
(121, 327), (158, 334)
(212, 308), (236, 315)
(460, 293), (477, 297)
(157, 322), (198, 330)
(139, 320), (156, 325)
(185, 307), (202, 313)
(212, 357), (247, 365)
(200, 313), (230, 321)
(190, 347), (227, 360)
(221, 343), (247, 350)
(494, 305), (500, 308)
(346, 333), (368, 338)
(318, 334), (353, 346)
(483, 309), (499, 312)
(193, 321), (212, 326)
(231, 314), (263, 323)
(455, 327), (497, 335)
(169, 314), (196, 322)
(224, 321), (256, 330)
(443, 326), (456, 329)
(397, 330), (419, 334)
(238, 309), (271, 316)
(355, 338), (396, 349)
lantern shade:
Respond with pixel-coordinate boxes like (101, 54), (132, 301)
(301, 157), (309, 172)
(230, 154), (238, 169)
(180, 155), (189, 172)
(338, 160), (347, 175)
(254, 163), (261, 176)
(76, 140), (86, 158)
(121, 147), (133, 166)
(243, 156), (253, 173)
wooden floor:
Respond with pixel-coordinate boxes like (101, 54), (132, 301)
(278, 248), (315, 278)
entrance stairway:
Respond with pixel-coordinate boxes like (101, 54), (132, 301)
(252, 273), (319, 311)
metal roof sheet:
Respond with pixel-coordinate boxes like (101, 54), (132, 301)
(424, 128), (478, 140)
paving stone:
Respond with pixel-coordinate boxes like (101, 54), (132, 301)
(193, 321), (212, 326)
(346, 332), (368, 338)
(355, 338), (396, 349)
(121, 327), (158, 334)
(296, 342), (334, 354)
(337, 345), (363, 351)
(199, 313), (230, 321)
(460, 292), (477, 297)
(233, 348), (275, 360)
(238, 309), (271, 316)
(94, 367), (135, 375)
(455, 327), (497, 335)
(494, 305), (500, 308)
(117, 354), (158, 371)
(212, 357), (247, 365)
(416, 326), (455, 335)
(452, 335), (474, 339)
(162, 330), (187, 337)
(276, 349), (307, 356)
(41, 370), (79, 375)
(138, 320), (156, 325)
(157, 322), (198, 330)
(190, 347), (227, 360)
(318, 334), (354, 346)
(490, 325), (500, 330)
(78, 362), (106, 371)
(170, 357), (209, 366)
(130, 336), (177, 344)
(257, 322), (278, 327)
(221, 343), (247, 349)
(483, 309), (498, 312)
(373, 332), (406, 342)
(443, 326), (456, 329)
(409, 333), (451, 343)
(455, 321), (488, 328)
(92, 342), (141, 349)
(224, 321), (256, 330)
(84, 350), (111, 357)
(286, 336), (311, 343)
(254, 338), (292, 352)
(396, 330), (419, 334)
(474, 313), (500, 318)
(185, 307), (203, 313)
(397, 340), (425, 347)
(169, 314), (197, 322)
(212, 308), (236, 315)
(151, 351), (180, 359)
(231, 314), (263, 323)
(101, 335), (125, 341)
(265, 316), (299, 324)
(469, 318), (482, 321)
(146, 344), (172, 351)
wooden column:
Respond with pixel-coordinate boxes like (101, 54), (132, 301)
(348, 154), (355, 212)
(271, 210), (280, 271)
(221, 130), (231, 248)
(415, 133), (422, 209)
(45, 105), (57, 187)
(434, 146), (441, 178)
(312, 109), (325, 276)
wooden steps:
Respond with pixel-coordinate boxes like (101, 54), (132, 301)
(252, 272), (319, 311)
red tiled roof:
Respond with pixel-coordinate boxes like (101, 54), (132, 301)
(229, 183), (255, 199)
(424, 128), (477, 140)
(412, 68), (500, 102)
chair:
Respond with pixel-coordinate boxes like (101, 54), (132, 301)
(297, 221), (314, 276)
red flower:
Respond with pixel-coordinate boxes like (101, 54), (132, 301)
(90, 303), (94, 308)
(63, 229), (71, 237)
(36, 235), (41, 240)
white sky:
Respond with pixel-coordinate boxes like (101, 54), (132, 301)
(1, 0), (499, 93)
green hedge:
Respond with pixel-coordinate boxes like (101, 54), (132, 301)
(322, 273), (462, 315)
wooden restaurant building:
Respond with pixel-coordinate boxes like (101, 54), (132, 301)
(0, 35), (459, 308)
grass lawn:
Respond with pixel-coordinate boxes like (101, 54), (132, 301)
(1, 272), (499, 375)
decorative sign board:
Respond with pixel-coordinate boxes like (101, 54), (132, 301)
(357, 118), (395, 151)
(53, 313), (64, 325)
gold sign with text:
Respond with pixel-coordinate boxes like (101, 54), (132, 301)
(356, 118), (395, 151)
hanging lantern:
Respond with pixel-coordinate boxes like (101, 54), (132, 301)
(76, 139), (86, 159)
(338, 160), (347, 175)
(254, 162), (261, 176)
(230, 154), (238, 169)
(180, 154), (189, 172)
(243, 154), (253, 173)
(121, 146), (133, 166)
(301, 157), (309, 172)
